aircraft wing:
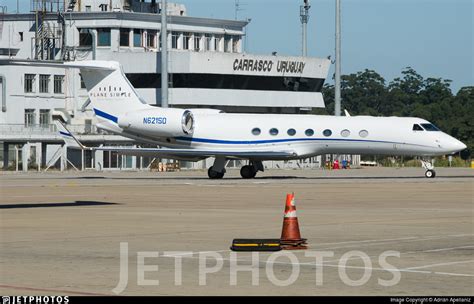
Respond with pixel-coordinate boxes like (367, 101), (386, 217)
(55, 121), (296, 159)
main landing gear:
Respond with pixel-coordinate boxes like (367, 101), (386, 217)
(207, 159), (264, 179)
(240, 161), (264, 179)
(421, 159), (436, 178)
(207, 157), (227, 179)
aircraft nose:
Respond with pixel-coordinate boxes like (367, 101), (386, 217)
(447, 138), (467, 152)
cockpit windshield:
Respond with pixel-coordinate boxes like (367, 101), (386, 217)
(420, 123), (440, 131)
(413, 124), (424, 131)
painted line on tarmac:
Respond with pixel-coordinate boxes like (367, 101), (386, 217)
(318, 234), (474, 251)
(422, 245), (474, 253)
(158, 249), (473, 278)
(404, 259), (474, 270)
(434, 272), (474, 277)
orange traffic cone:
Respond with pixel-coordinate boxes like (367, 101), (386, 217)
(280, 193), (308, 250)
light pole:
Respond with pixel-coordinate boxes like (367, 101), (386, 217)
(161, 0), (168, 108)
(334, 0), (341, 116)
(300, 0), (311, 56)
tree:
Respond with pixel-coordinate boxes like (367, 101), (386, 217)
(315, 67), (473, 158)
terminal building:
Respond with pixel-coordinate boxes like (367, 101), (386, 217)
(0, 0), (333, 172)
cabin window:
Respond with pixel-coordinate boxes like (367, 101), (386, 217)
(305, 129), (314, 136)
(413, 124), (424, 131)
(420, 123), (440, 131)
(323, 129), (332, 137)
(251, 128), (261, 136)
(359, 130), (369, 138)
(287, 128), (296, 136)
(341, 129), (350, 137)
(269, 128), (279, 136)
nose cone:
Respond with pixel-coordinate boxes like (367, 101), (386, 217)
(446, 138), (467, 153)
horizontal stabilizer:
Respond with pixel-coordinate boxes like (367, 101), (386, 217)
(55, 121), (86, 150)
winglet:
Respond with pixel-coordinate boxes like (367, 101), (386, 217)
(344, 109), (351, 117)
(54, 121), (88, 150)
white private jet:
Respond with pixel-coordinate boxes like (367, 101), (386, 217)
(2, 60), (466, 179)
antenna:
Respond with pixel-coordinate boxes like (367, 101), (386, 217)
(234, 0), (246, 20)
(300, 0), (310, 56)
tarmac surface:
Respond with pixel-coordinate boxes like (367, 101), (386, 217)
(0, 167), (473, 296)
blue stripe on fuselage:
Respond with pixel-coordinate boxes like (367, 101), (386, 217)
(175, 136), (399, 145)
(94, 108), (118, 123)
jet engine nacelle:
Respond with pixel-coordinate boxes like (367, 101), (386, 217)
(118, 108), (194, 137)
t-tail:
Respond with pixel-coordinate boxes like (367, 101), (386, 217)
(75, 61), (149, 132)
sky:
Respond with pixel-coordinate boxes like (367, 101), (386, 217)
(4, 0), (473, 93)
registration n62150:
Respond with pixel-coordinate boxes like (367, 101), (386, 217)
(143, 117), (167, 125)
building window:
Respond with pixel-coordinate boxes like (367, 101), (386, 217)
(120, 29), (130, 47)
(39, 74), (50, 93)
(252, 128), (261, 136)
(305, 129), (314, 136)
(341, 129), (350, 137)
(194, 35), (201, 51)
(147, 30), (157, 49)
(214, 35), (221, 51)
(323, 129), (332, 137)
(183, 32), (191, 50)
(224, 35), (232, 52)
(79, 29), (92, 47)
(232, 36), (239, 52)
(359, 130), (369, 138)
(269, 128), (279, 136)
(85, 5), (91, 12)
(287, 128), (296, 136)
(204, 34), (211, 51)
(39, 109), (50, 127)
(19, 32), (23, 41)
(133, 30), (143, 47)
(54, 75), (64, 94)
(24, 74), (35, 93)
(172, 32), (179, 49)
(97, 28), (111, 47)
(24, 109), (35, 127)
(79, 74), (86, 89)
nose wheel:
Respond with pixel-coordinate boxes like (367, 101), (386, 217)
(421, 159), (436, 178)
(424, 169), (436, 178)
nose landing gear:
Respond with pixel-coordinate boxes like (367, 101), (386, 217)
(421, 159), (436, 178)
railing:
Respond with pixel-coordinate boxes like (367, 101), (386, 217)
(0, 123), (104, 136)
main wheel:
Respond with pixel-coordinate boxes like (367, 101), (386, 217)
(425, 169), (436, 178)
(208, 166), (224, 179)
(240, 165), (257, 179)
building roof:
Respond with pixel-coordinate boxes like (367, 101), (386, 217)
(0, 12), (249, 30)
